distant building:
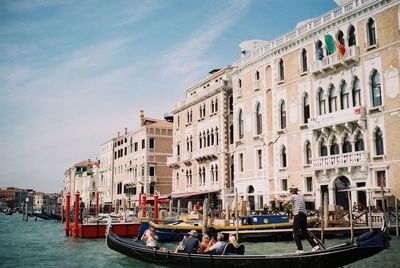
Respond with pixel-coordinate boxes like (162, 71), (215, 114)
(98, 139), (114, 208)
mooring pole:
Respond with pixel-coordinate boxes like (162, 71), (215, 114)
(65, 192), (71, 236)
(72, 191), (80, 238)
(141, 194), (147, 219)
(96, 192), (99, 217)
(154, 193), (159, 224)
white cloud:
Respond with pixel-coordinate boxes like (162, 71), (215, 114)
(159, 0), (250, 88)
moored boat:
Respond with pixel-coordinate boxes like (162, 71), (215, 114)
(106, 225), (390, 268)
(150, 215), (317, 241)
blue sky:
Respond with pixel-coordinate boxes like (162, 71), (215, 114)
(0, 0), (337, 192)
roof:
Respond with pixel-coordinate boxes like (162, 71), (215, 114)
(143, 117), (173, 128)
(74, 160), (96, 167)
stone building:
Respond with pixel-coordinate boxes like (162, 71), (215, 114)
(231, 0), (400, 210)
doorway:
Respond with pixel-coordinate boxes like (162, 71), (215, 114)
(334, 176), (350, 210)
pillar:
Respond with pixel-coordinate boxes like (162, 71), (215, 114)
(72, 191), (80, 238)
(154, 193), (159, 223)
(141, 194), (147, 218)
(64, 192), (71, 236)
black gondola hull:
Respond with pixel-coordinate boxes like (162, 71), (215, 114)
(106, 228), (388, 268)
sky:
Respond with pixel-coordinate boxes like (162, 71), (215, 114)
(0, 0), (337, 193)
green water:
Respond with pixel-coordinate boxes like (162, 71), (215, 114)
(0, 213), (398, 267)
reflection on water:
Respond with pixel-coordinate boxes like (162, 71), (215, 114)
(0, 213), (398, 268)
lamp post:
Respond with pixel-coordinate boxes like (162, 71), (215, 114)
(25, 197), (29, 221)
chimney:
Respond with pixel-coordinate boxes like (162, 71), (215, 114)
(124, 127), (128, 135)
(140, 110), (145, 126)
(117, 132), (120, 138)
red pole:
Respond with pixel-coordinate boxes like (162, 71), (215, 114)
(96, 192), (99, 217)
(64, 192), (71, 236)
(141, 194), (147, 218)
(154, 193), (159, 224)
(72, 191), (80, 237)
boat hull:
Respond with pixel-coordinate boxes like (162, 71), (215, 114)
(106, 228), (388, 268)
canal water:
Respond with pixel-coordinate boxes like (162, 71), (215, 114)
(0, 213), (398, 268)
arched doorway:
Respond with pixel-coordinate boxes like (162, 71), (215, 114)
(334, 176), (350, 210)
(247, 185), (255, 211)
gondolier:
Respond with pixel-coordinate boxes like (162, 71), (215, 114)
(282, 187), (320, 254)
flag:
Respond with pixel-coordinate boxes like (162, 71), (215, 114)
(315, 42), (324, 60)
(336, 38), (346, 58)
(324, 34), (336, 54)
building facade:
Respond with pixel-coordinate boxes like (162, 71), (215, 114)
(232, 0), (400, 210)
(112, 111), (173, 209)
(98, 139), (114, 207)
(168, 67), (234, 209)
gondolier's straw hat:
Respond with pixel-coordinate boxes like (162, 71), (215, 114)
(188, 230), (198, 237)
(290, 187), (299, 194)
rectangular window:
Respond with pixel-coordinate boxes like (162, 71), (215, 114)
(282, 179), (288, 191)
(257, 149), (262, 169)
(376, 170), (386, 187)
(141, 166), (145, 176)
(134, 142), (138, 151)
(149, 166), (155, 176)
(149, 138), (155, 148)
(142, 139), (145, 149)
(306, 177), (313, 192)
(239, 153), (244, 172)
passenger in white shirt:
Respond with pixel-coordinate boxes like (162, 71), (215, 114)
(141, 227), (159, 249)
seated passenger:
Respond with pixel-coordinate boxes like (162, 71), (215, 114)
(205, 232), (226, 254)
(229, 234), (239, 247)
(198, 234), (211, 253)
(181, 230), (200, 253)
(140, 227), (159, 249)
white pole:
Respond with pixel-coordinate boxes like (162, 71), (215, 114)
(235, 189), (239, 242)
(395, 197), (399, 238)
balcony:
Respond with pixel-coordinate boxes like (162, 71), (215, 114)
(181, 152), (193, 165)
(308, 106), (365, 130)
(311, 45), (359, 74)
(149, 176), (157, 184)
(253, 80), (261, 91)
(312, 151), (369, 170)
(193, 145), (218, 162)
(167, 155), (180, 167)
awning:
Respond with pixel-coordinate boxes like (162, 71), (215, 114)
(171, 189), (220, 199)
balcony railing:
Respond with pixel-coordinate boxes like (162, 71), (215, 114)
(308, 106), (365, 130)
(181, 152), (193, 163)
(312, 151), (369, 170)
(311, 45), (359, 74)
(193, 145), (219, 161)
(167, 155), (180, 167)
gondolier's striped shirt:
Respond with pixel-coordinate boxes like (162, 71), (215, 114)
(289, 194), (307, 215)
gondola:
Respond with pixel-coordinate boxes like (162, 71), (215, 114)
(106, 225), (390, 268)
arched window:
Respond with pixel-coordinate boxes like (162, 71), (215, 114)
(207, 130), (210, 147)
(215, 128), (218, 145)
(203, 131), (206, 147)
(215, 98), (218, 112)
(215, 165), (218, 182)
(280, 100), (286, 129)
(340, 81), (349, 110)
(202, 167), (206, 185)
(303, 93), (310, 123)
(330, 137), (339, 155)
(229, 95), (233, 112)
(352, 77), (361, 107)
(189, 170), (192, 186)
(301, 49), (308, 73)
(176, 173), (179, 189)
(256, 103), (262, 135)
(348, 25), (356, 46)
(255, 70), (260, 80)
(211, 99), (214, 113)
(186, 170), (189, 187)
(211, 129), (214, 145)
(342, 134), (352, 153)
(229, 125), (234, 144)
(199, 133), (202, 149)
(203, 103), (206, 117)
(281, 146), (287, 168)
(190, 135), (193, 152)
(279, 58), (285, 81)
(210, 165), (214, 183)
(337, 30), (345, 47)
(316, 40), (324, 60)
(355, 133), (364, 152)
(238, 79), (242, 88)
(305, 141), (312, 164)
(238, 109), (244, 139)
(371, 70), (382, 107)
(367, 18), (376, 46)
(320, 139), (328, 157)
(375, 128), (384, 155)
(318, 88), (326, 115)
(328, 85), (337, 113)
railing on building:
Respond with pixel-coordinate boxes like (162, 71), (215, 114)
(193, 145), (219, 161)
(308, 106), (366, 130)
(312, 151), (369, 170)
(310, 45), (359, 74)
